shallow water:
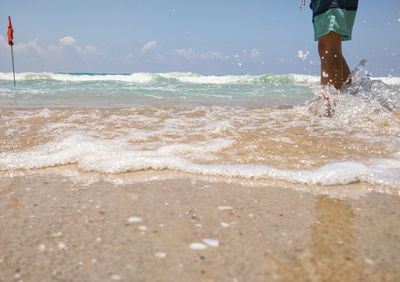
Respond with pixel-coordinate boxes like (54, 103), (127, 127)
(1, 71), (399, 192)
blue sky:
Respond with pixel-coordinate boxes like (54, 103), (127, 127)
(0, 0), (399, 75)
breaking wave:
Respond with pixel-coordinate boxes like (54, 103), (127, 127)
(0, 71), (399, 86)
(0, 71), (331, 85)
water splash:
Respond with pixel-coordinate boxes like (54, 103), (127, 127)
(307, 60), (400, 119)
(348, 60), (400, 111)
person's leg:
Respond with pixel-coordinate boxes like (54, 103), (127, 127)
(341, 55), (351, 85)
(318, 32), (344, 90)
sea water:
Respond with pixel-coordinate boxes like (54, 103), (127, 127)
(0, 70), (399, 193)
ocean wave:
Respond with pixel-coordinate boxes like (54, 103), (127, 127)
(0, 71), (330, 85)
(1, 71), (399, 86)
(1, 133), (399, 188)
(0, 72), (155, 83)
(376, 77), (400, 86)
(1, 71), (399, 89)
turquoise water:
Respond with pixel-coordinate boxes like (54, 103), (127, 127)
(0, 72), (319, 107)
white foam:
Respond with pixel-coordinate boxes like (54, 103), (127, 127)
(378, 76), (400, 86)
(291, 74), (320, 84)
(161, 73), (255, 84)
(0, 71), (347, 85)
(0, 72), (154, 83)
(1, 71), (399, 89)
(1, 133), (399, 188)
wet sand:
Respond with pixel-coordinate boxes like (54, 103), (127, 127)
(1, 172), (400, 282)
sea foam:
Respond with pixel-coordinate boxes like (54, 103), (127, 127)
(1, 71), (398, 86)
(1, 132), (399, 187)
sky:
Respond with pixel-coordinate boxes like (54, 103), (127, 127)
(0, 0), (399, 76)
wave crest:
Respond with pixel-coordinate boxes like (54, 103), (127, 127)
(0, 71), (325, 85)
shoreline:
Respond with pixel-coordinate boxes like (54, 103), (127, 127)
(1, 172), (399, 281)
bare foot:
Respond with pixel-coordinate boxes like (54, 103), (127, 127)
(321, 93), (334, 117)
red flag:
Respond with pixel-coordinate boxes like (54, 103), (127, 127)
(8, 16), (14, 46)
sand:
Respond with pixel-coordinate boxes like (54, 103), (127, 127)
(1, 171), (400, 282)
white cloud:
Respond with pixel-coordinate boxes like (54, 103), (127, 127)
(0, 36), (44, 54)
(59, 36), (76, 46)
(14, 39), (45, 55)
(0, 35), (7, 48)
(75, 45), (100, 56)
(47, 36), (100, 56)
(175, 48), (225, 61)
(48, 44), (60, 53)
(0, 35), (102, 71)
(141, 40), (157, 53)
(174, 48), (263, 67)
(175, 48), (196, 59)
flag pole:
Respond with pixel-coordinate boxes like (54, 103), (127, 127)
(8, 16), (16, 86)
(10, 45), (16, 86)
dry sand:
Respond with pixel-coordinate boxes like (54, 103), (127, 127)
(1, 171), (400, 282)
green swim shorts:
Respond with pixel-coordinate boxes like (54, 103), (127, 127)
(311, 0), (358, 41)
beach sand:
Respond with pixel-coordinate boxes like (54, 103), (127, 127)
(1, 171), (399, 282)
